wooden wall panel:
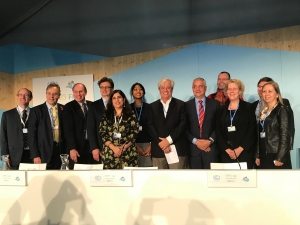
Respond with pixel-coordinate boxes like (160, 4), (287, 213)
(1, 25), (300, 110)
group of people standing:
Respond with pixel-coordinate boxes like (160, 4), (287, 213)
(0, 72), (294, 170)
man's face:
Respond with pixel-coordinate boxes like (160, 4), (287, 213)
(159, 80), (173, 101)
(73, 84), (86, 103)
(46, 87), (60, 106)
(192, 80), (206, 99)
(99, 81), (113, 98)
(217, 73), (230, 90)
(257, 81), (268, 98)
(17, 89), (31, 107)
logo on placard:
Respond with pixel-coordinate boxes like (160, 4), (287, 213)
(213, 175), (221, 181)
(95, 175), (102, 181)
(242, 176), (249, 182)
(120, 176), (126, 182)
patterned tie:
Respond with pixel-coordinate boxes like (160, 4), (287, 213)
(51, 106), (60, 142)
(198, 100), (205, 135)
(22, 109), (29, 149)
(82, 102), (88, 117)
(22, 109), (27, 125)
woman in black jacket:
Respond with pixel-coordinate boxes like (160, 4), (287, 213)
(256, 81), (292, 169)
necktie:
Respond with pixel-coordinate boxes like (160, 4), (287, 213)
(51, 106), (60, 142)
(22, 109), (29, 149)
(22, 109), (27, 125)
(198, 100), (205, 135)
(82, 102), (88, 116)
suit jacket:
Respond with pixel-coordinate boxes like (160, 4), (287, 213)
(216, 100), (257, 166)
(62, 100), (92, 155)
(0, 108), (31, 168)
(28, 102), (65, 163)
(185, 97), (219, 156)
(251, 98), (295, 149)
(147, 98), (188, 158)
(87, 99), (105, 151)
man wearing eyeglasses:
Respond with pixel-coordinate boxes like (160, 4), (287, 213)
(1, 88), (33, 169)
(87, 77), (114, 162)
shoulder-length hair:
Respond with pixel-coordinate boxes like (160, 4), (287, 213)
(105, 89), (132, 121)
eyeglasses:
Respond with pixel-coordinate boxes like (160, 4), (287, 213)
(100, 86), (111, 89)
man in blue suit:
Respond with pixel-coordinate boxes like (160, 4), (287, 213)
(1, 88), (33, 169)
(185, 77), (220, 169)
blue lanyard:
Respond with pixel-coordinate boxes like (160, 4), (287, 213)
(134, 104), (143, 122)
(229, 109), (238, 126)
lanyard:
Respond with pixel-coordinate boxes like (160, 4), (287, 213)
(114, 114), (123, 129)
(134, 104), (143, 122)
(229, 108), (238, 127)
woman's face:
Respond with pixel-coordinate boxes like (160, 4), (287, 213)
(132, 85), (144, 100)
(112, 92), (124, 110)
(227, 82), (240, 101)
(262, 84), (278, 105)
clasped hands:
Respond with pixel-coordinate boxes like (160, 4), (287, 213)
(110, 142), (131, 157)
(225, 146), (243, 160)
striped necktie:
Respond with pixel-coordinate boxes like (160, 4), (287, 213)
(198, 100), (205, 135)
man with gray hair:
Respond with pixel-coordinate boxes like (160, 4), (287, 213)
(147, 78), (188, 169)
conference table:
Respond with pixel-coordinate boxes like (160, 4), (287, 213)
(0, 170), (299, 225)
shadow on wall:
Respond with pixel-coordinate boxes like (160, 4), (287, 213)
(131, 197), (215, 225)
(1, 175), (96, 225)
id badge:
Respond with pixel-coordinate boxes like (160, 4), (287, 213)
(113, 132), (121, 139)
(260, 132), (266, 138)
(139, 126), (143, 131)
(22, 128), (28, 134)
(227, 126), (236, 132)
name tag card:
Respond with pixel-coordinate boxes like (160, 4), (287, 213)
(19, 163), (47, 170)
(74, 164), (104, 170)
(0, 171), (26, 186)
(207, 170), (257, 188)
(90, 170), (132, 187)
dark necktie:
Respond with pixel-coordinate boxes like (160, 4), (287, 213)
(82, 102), (88, 116)
(22, 109), (27, 126)
(198, 100), (205, 136)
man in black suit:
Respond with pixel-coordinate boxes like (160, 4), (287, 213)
(63, 83), (92, 168)
(0, 88), (33, 169)
(147, 78), (188, 169)
(185, 77), (220, 169)
(252, 77), (295, 149)
(28, 83), (65, 170)
(87, 77), (114, 162)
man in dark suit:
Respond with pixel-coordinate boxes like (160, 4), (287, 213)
(0, 88), (33, 169)
(252, 77), (295, 149)
(28, 83), (65, 170)
(63, 83), (93, 169)
(87, 77), (114, 162)
(185, 77), (220, 169)
(147, 78), (188, 169)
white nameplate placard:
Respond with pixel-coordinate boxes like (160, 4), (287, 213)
(0, 171), (27, 186)
(19, 163), (47, 170)
(207, 170), (257, 188)
(123, 166), (158, 170)
(74, 164), (104, 170)
(90, 170), (132, 187)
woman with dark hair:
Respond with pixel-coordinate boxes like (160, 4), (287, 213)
(99, 90), (139, 169)
(256, 81), (292, 169)
(130, 82), (152, 167)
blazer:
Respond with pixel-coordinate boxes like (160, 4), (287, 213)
(0, 108), (31, 168)
(28, 102), (65, 163)
(185, 97), (219, 155)
(251, 98), (295, 149)
(147, 98), (188, 158)
(216, 100), (257, 158)
(62, 100), (92, 154)
(87, 98), (105, 151)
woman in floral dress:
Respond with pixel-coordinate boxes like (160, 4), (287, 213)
(99, 89), (139, 169)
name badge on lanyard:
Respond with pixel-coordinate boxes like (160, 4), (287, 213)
(114, 114), (122, 139)
(228, 108), (238, 133)
(22, 128), (28, 133)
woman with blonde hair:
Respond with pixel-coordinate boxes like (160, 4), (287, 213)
(256, 81), (292, 169)
(216, 79), (257, 169)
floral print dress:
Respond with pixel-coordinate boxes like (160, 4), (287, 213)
(99, 113), (139, 169)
